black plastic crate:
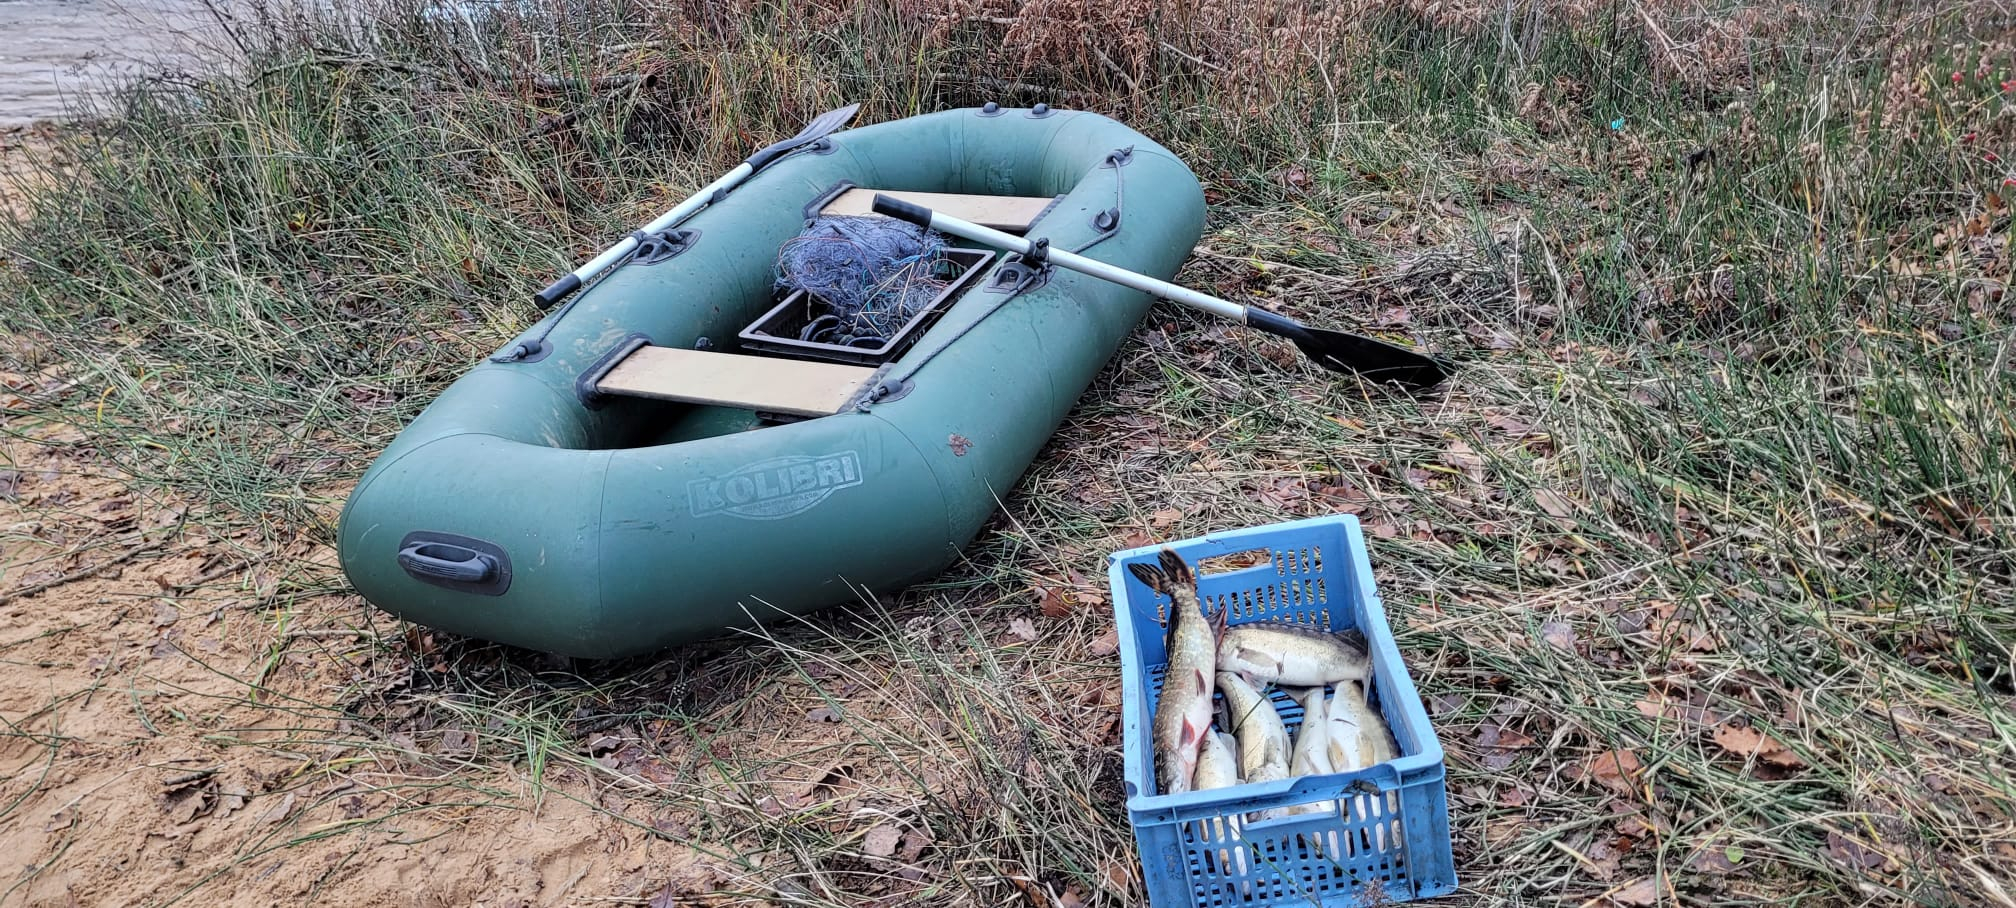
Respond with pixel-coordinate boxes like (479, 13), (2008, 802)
(737, 247), (995, 367)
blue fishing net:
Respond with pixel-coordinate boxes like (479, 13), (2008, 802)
(775, 216), (954, 347)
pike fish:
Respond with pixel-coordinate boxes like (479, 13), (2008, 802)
(1129, 548), (1221, 796)
(1218, 622), (1372, 687)
(1286, 687), (1336, 816)
(1216, 670), (1291, 820)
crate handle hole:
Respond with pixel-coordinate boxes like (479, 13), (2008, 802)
(1197, 548), (1274, 576)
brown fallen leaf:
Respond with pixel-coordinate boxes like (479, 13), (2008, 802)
(1711, 722), (1804, 768)
(862, 823), (901, 857)
(1149, 507), (1183, 530)
(1037, 586), (1073, 618)
(1541, 619), (1575, 652)
(1057, 884), (1091, 908)
(806, 706), (842, 723)
(1006, 617), (1038, 642)
(1442, 439), (1487, 484)
(1533, 488), (1575, 520)
(1609, 876), (1659, 906)
(1097, 860), (1136, 897)
(257, 792), (297, 827)
(1575, 749), (1644, 796)
(1089, 628), (1120, 657)
(898, 827), (933, 862)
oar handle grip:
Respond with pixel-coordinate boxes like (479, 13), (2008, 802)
(533, 273), (583, 309)
(871, 194), (935, 227)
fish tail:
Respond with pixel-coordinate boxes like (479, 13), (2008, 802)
(1127, 560), (1170, 595)
(1157, 547), (1195, 588)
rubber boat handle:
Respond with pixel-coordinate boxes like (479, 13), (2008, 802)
(398, 542), (498, 584)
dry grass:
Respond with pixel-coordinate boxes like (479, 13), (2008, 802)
(3, 0), (2015, 905)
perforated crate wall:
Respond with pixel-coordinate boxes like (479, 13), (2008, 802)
(1108, 514), (1455, 907)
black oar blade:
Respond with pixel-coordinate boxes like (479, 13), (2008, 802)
(793, 102), (862, 141)
(1291, 326), (1452, 389)
(746, 103), (862, 171)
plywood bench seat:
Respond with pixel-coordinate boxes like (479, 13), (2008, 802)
(596, 346), (877, 417)
(821, 189), (1058, 233)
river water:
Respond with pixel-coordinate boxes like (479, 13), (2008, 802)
(0, 0), (224, 124)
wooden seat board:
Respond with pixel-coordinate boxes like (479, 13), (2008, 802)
(597, 346), (875, 417)
(821, 189), (1056, 232)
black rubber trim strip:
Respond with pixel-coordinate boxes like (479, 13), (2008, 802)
(576, 332), (653, 410)
(803, 180), (858, 222)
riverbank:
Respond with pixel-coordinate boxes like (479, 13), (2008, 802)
(3, 1), (2013, 905)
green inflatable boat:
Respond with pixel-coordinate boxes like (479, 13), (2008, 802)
(336, 105), (1206, 658)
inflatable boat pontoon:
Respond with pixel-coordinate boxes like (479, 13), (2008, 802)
(336, 105), (1206, 658)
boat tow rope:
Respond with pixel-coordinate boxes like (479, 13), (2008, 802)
(854, 146), (1134, 411)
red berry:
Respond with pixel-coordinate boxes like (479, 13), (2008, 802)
(1964, 132), (1978, 142)
(1953, 71), (1965, 83)
(1988, 151), (2002, 163)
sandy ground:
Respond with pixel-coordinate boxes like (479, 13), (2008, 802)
(0, 423), (696, 907)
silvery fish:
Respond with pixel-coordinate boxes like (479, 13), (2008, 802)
(1324, 684), (1364, 773)
(1130, 547), (1221, 796)
(1218, 622), (1372, 687)
(1286, 686), (1336, 816)
(1332, 680), (1397, 768)
(1216, 670), (1291, 820)
(1195, 730), (1242, 791)
(1195, 731), (1248, 876)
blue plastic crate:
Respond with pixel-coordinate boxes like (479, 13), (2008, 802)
(1107, 514), (1455, 907)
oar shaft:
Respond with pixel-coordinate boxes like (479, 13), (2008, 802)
(872, 196), (1246, 322)
(583, 164), (748, 277)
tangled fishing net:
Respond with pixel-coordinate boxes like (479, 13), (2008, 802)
(775, 216), (957, 347)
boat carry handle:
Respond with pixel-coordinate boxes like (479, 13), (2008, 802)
(396, 532), (513, 596)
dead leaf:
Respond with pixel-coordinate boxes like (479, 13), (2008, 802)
(1057, 884), (1091, 908)
(0, 470), (17, 501)
(438, 729), (475, 755)
(1533, 489), (1575, 520)
(647, 882), (682, 908)
(1149, 507), (1183, 529)
(862, 823), (901, 857)
(257, 792), (296, 826)
(898, 827), (933, 861)
(1097, 860), (1135, 897)
(806, 706), (842, 723)
(1824, 830), (1893, 871)
(1688, 843), (1742, 874)
(1442, 440), (1487, 483)
(948, 433), (972, 456)
(340, 795), (367, 819)
(1477, 724), (1535, 771)
(1711, 721), (1804, 768)
(1575, 749), (1644, 796)
(214, 782), (249, 819)
(164, 784), (213, 825)
(1541, 619), (1575, 652)
(1089, 628), (1119, 657)
(1006, 617), (1038, 642)
(1609, 876), (1659, 906)
(152, 602), (180, 627)
(1037, 586), (1072, 618)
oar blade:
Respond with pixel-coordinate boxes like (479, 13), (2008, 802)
(792, 103), (862, 142)
(1292, 327), (1452, 389)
